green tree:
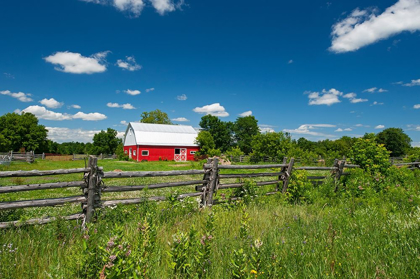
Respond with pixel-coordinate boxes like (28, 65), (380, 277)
(348, 135), (391, 174)
(195, 131), (221, 156)
(0, 112), (48, 152)
(250, 131), (293, 161)
(376, 128), (411, 157)
(140, 109), (173, 124)
(92, 128), (121, 155)
(199, 115), (233, 152)
(233, 116), (260, 154)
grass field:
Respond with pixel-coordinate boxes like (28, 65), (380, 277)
(0, 159), (419, 278)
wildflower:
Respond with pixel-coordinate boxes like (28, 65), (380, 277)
(83, 235), (90, 240)
(118, 245), (123, 250)
(109, 255), (117, 262)
(107, 240), (115, 248)
(254, 239), (263, 249)
(250, 270), (257, 274)
(125, 250), (131, 257)
(303, 241), (307, 244)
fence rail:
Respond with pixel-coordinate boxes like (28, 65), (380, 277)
(1, 156), (419, 229)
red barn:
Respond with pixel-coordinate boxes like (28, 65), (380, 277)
(123, 122), (200, 161)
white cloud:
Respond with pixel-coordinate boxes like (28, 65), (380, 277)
(330, 0), (420, 53)
(44, 51), (108, 74)
(22, 105), (72, 121)
(124, 89), (141, 95)
(344, 128), (352, 131)
(307, 88), (342, 106)
(335, 128), (352, 132)
(407, 124), (420, 131)
(414, 104), (420, 109)
(259, 124), (276, 133)
(177, 94), (187, 101)
(288, 59), (293, 64)
(193, 103), (229, 117)
(403, 79), (420, 87)
(149, 0), (176, 15)
(3, 73), (14, 79)
(69, 104), (81, 109)
(239, 111), (252, 117)
(83, 0), (183, 16)
(172, 117), (189, 122)
(145, 88), (155, 92)
(47, 127), (101, 143)
(343, 92), (368, 103)
(284, 124), (336, 137)
(1, 90), (33, 102)
(375, 125), (385, 129)
(120, 120), (128, 125)
(117, 56), (141, 71)
(73, 112), (107, 121)
(371, 101), (384, 106)
(363, 87), (387, 93)
(39, 98), (63, 109)
(335, 128), (343, 132)
(107, 102), (136, 109)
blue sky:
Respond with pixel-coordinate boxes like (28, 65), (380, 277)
(1, 0), (420, 145)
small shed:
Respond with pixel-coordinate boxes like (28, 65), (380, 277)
(123, 122), (200, 161)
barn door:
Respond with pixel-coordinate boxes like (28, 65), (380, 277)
(174, 148), (187, 161)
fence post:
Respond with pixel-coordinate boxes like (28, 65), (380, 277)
(281, 158), (294, 193)
(42, 152), (45, 160)
(85, 156), (100, 223)
(201, 158), (212, 206)
(334, 160), (345, 192)
(278, 157), (288, 192)
(205, 157), (219, 206)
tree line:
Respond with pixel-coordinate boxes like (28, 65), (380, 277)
(0, 110), (418, 161)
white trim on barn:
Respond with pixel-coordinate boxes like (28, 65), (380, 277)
(123, 122), (199, 147)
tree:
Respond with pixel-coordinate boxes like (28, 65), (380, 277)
(195, 131), (221, 156)
(92, 128), (121, 155)
(0, 112), (48, 152)
(140, 109), (172, 124)
(376, 128), (412, 157)
(250, 132), (293, 161)
(233, 116), (260, 154)
(199, 115), (234, 152)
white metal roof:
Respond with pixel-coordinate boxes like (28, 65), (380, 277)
(124, 122), (199, 147)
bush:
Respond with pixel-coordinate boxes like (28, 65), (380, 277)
(348, 136), (391, 174)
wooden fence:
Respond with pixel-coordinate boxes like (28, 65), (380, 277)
(1, 157), (419, 229)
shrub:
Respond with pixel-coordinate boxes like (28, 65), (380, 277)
(348, 136), (391, 174)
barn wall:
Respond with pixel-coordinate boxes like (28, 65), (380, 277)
(123, 145), (139, 161)
(124, 145), (199, 161)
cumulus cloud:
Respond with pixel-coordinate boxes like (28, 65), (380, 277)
(284, 124), (336, 137)
(259, 124), (275, 133)
(44, 51), (109, 74)
(343, 92), (368, 103)
(307, 88), (342, 106)
(82, 0), (182, 17)
(177, 94), (187, 101)
(73, 112), (107, 121)
(69, 104), (81, 109)
(330, 0), (420, 53)
(414, 104), (420, 109)
(1, 90), (33, 102)
(22, 105), (72, 121)
(124, 89), (141, 95)
(39, 98), (63, 109)
(193, 103), (229, 117)
(375, 125), (385, 129)
(172, 117), (189, 122)
(372, 101), (384, 106)
(403, 79), (420, 87)
(239, 111), (252, 117)
(107, 102), (136, 109)
(145, 88), (155, 92)
(22, 105), (107, 121)
(47, 127), (101, 143)
(363, 87), (387, 93)
(121, 120), (128, 125)
(117, 56), (141, 71)
(288, 59), (293, 64)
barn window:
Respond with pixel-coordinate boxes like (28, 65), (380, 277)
(124, 150), (128, 154)
(142, 150), (149, 156)
(174, 148), (181, 155)
(190, 151), (196, 155)
(133, 150), (136, 156)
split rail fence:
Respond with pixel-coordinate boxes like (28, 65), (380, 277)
(0, 157), (419, 229)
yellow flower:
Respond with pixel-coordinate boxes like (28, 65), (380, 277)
(251, 270), (258, 274)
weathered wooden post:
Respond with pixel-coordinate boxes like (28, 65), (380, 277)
(200, 158), (212, 207)
(42, 152), (45, 160)
(205, 157), (219, 206)
(85, 156), (101, 223)
(281, 158), (294, 193)
(278, 157), (288, 192)
(334, 160), (346, 192)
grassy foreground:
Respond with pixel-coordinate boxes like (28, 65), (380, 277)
(0, 160), (419, 278)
